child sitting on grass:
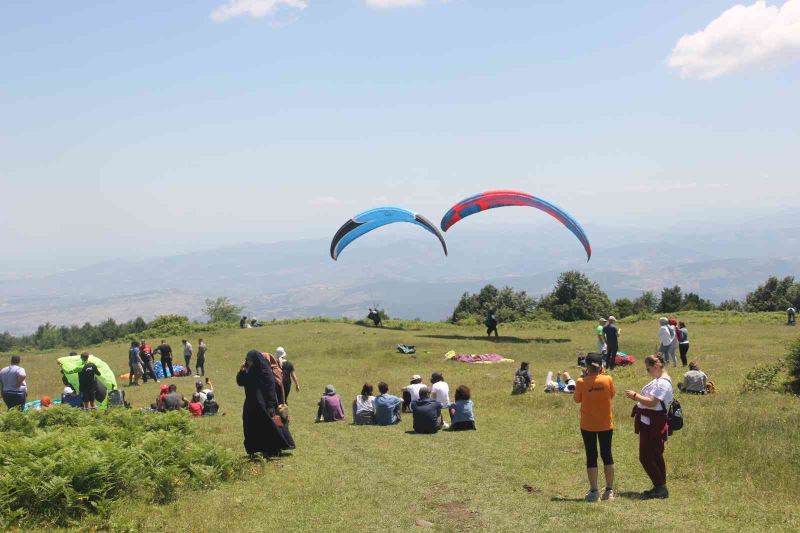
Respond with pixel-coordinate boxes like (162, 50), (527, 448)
(188, 393), (203, 417)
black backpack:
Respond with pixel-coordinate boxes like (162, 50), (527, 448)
(660, 397), (683, 435)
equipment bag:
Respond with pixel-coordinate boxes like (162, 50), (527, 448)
(660, 397), (684, 435)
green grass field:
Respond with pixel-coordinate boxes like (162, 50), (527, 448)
(5, 314), (800, 532)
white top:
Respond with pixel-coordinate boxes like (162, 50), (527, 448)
(183, 342), (193, 356)
(0, 365), (27, 392)
(638, 376), (674, 426)
(564, 378), (576, 392)
(431, 381), (451, 407)
(354, 394), (375, 414)
(658, 325), (674, 346)
(405, 382), (427, 403)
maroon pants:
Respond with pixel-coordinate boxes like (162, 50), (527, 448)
(638, 425), (666, 487)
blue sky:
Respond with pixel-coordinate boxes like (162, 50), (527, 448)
(1, 0), (799, 268)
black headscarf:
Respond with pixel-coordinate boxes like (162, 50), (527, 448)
(244, 349), (278, 408)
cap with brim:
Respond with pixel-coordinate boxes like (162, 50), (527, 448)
(324, 384), (336, 395)
(587, 353), (604, 368)
(411, 374), (421, 381)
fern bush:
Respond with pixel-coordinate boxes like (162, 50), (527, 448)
(0, 407), (245, 528)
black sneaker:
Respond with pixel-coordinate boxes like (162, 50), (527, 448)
(648, 486), (669, 499)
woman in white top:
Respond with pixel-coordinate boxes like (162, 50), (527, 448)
(624, 353), (673, 499)
(353, 383), (376, 425)
(657, 318), (674, 359)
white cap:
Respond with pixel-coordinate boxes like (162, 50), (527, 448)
(275, 347), (286, 358)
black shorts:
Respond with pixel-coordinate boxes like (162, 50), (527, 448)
(81, 388), (96, 403)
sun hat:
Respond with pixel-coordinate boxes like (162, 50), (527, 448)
(411, 374), (422, 382)
(607, 316), (616, 322)
(324, 384), (336, 395)
(275, 347), (286, 358)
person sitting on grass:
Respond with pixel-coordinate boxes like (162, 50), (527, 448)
(410, 386), (444, 434)
(448, 385), (476, 431)
(195, 380), (210, 404)
(316, 384), (345, 422)
(203, 391), (220, 415)
(61, 386), (82, 408)
(161, 383), (188, 412)
(678, 361), (708, 394)
(188, 393), (203, 416)
(512, 361), (534, 395)
(352, 382), (376, 425)
(402, 374), (426, 412)
(374, 382), (402, 425)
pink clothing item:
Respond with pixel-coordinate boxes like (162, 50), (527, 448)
(318, 394), (346, 422)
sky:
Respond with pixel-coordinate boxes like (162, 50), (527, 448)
(1, 0), (799, 272)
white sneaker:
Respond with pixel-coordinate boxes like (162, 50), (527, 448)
(584, 489), (600, 503)
(601, 488), (614, 501)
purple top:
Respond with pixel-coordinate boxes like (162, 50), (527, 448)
(318, 394), (345, 422)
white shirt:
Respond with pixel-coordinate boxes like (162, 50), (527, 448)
(0, 365), (27, 392)
(354, 395), (375, 414)
(431, 381), (451, 407)
(638, 376), (674, 425)
(658, 325), (674, 347)
(405, 382), (427, 403)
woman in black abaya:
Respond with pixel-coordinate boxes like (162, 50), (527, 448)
(236, 350), (294, 457)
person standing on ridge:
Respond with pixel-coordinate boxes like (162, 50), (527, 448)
(182, 339), (193, 376)
(0, 355), (27, 410)
(153, 340), (174, 378)
(485, 309), (499, 338)
(602, 316), (620, 370)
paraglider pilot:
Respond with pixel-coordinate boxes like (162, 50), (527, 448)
(485, 309), (498, 338)
(368, 308), (383, 327)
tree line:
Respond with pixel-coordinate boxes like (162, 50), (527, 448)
(0, 297), (244, 353)
(450, 273), (800, 323)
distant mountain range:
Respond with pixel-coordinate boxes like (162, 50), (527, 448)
(1, 217), (799, 335)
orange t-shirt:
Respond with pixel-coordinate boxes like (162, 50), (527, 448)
(574, 373), (616, 431)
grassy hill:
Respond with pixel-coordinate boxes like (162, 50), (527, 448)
(5, 313), (800, 532)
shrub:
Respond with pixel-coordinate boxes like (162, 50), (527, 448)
(0, 407), (245, 528)
(742, 359), (786, 393)
(785, 338), (800, 395)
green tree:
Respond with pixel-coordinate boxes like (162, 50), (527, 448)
(718, 299), (743, 311)
(450, 285), (537, 323)
(204, 297), (244, 323)
(0, 332), (14, 352)
(681, 292), (715, 311)
(745, 276), (797, 312)
(613, 298), (636, 319)
(632, 291), (658, 314)
(658, 286), (683, 313)
(538, 271), (611, 322)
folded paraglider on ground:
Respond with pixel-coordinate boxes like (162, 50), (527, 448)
(444, 350), (514, 364)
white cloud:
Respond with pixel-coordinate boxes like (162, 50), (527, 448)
(668, 0), (800, 79)
(210, 0), (308, 22)
(366, 0), (427, 8)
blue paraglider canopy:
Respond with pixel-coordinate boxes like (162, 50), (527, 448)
(330, 206), (448, 260)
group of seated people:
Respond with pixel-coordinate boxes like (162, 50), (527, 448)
(239, 316), (262, 328)
(151, 380), (219, 415)
(315, 372), (475, 433)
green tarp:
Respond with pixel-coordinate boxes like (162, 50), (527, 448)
(57, 354), (118, 409)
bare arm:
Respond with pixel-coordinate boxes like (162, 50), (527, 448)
(291, 371), (300, 390)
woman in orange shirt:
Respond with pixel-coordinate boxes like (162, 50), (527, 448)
(573, 353), (616, 502)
